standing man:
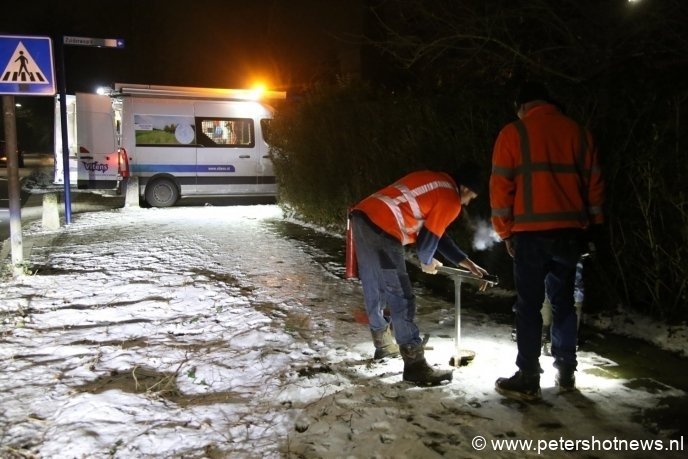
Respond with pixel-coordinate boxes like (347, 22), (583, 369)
(490, 82), (605, 401)
(351, 164), (488, 386)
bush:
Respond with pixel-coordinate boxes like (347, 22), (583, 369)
(269, 81), (497, 230)
(269, 77), (688, 322)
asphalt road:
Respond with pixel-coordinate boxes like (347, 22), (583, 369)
(0, 153), (55, 241)
(1, 154), (277, 242)
(0, 179), (8, 241)
(0, 173), (30, 242)
(0, 177), (11, 241)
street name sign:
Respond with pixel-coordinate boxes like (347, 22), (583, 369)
(63, 36), (125, 48)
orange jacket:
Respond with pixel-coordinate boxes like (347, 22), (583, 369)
(490, 104), (605, 240)
(355, 171), (461, 245)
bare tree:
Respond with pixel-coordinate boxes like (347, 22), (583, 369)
(366, 0), (688, 88)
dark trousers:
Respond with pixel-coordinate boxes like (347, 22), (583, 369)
(513, 230), (583, 374)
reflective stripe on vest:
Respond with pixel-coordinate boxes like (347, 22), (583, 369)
(499, 120), (591, 224)
(374, 180), (456, 244)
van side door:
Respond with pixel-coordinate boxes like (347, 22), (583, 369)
(194, 101), (260, 195)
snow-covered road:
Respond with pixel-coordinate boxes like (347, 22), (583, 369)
(0, 204), (685, 458)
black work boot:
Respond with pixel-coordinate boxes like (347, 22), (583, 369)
(555, 365), (576, 392)
(371, 325), (399, 360)
(399, 343), (452, 386)
(495, 371), (542, 402)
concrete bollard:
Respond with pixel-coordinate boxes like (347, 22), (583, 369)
(41, 192), (60, 230)
(124, 176), (140, 208)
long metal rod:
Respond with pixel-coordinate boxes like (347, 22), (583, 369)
(454, 277), (462, 357)
(436, 265), (499, 365)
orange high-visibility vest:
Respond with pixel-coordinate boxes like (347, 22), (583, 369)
(490, 104), (605, 240)
(354, 171), (462, 245)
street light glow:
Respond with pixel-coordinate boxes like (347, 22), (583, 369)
(249, 83), (267, 100)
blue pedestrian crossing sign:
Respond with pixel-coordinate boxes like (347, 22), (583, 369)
(0, 35), (56, 96)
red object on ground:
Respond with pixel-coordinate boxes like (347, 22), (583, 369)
(352, 307), (368, 324)
(345, 211), (358, 279)
(352, 307), (392, 325)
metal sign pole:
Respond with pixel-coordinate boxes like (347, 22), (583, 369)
(3, 95), (23, 275)
(56, 36), (72, 224)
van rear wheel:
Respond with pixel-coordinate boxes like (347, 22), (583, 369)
(145, 178), (179, 207)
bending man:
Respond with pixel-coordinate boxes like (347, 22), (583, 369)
(351, 164), (488, 386)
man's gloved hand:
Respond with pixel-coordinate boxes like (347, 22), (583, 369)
(458, 258), (491, 291)
(421, 258), (443, 275)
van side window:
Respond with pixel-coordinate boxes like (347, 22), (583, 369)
(197, 118), (255, 148)
(134, 114), (196, 146)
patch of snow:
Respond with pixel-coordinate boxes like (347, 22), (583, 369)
(588, 306), (688, 358)
(0, 204), (686, 458)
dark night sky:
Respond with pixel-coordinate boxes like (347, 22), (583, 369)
(2, 0), (365, 94)
(1, 0), (370, 149)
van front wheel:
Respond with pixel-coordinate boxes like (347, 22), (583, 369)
(145, 178), (179, 207)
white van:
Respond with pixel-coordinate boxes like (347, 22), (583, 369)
(55, 83), (284, 207)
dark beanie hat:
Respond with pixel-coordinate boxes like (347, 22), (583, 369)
(450, 161), (483, 194)
(514, 81), (550, 108)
